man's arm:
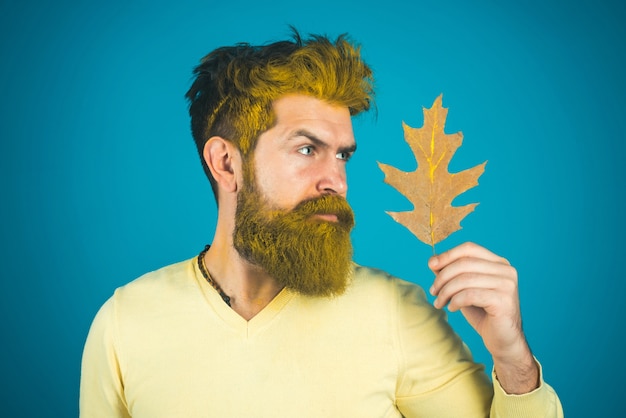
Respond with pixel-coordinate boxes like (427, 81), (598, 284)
(427, 242), (563, 417)
(80, 298), (131, 418)
(393, 261), (562, 418)
(428, 242), (540, 393)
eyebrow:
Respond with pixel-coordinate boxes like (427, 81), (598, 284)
(292, 129), (357, 154)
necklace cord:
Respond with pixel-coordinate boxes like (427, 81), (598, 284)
(197, 245), (231, 306)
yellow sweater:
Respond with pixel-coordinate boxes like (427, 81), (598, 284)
(80, 259), (562, 417)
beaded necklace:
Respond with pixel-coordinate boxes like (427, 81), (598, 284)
(197, 245), (231, 306)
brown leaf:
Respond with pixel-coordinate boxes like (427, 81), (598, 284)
(378, 95), (486, 250)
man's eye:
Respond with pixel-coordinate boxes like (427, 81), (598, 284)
(336, 152), (352, 161)
(298, 146), (314, 156)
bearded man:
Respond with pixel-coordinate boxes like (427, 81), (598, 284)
(80, 31), (563, 417)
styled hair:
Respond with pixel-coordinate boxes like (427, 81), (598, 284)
(185, 30), (375, 198)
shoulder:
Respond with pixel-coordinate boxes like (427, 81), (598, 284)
(348, 264), (448, 329)
(345, 264), (437, 323)
(117, 258), (195, 294)
(349, 264), (430, 305)
(109, 258), (199, 315)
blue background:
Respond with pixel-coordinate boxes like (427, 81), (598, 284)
(2, 0), (624, 416)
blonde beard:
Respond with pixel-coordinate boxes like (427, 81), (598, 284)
(233, 183), (355, 297)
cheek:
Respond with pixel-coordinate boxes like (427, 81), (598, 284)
(259, 168), (314, 209)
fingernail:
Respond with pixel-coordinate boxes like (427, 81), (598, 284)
(429, 285), (435, 296)
(429, 256), (439, 268)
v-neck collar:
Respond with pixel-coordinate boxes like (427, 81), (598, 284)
(192, 258), (295, 338)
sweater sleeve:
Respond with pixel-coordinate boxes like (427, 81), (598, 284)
(394, 278), (493, 417)
(79, 296), (131, 418)
(393, 278), (563, 417)
(490, 362), (564, 418)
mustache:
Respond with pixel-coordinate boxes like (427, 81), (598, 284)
(290, 194), (355, 227)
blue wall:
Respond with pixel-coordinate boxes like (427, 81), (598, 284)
(2, 0), (624, 416)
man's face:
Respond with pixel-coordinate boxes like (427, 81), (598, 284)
(233, 94), (357, 296)
(250, 94), (356, 210)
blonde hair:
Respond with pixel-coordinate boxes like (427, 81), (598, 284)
(185, 30), (374, 197)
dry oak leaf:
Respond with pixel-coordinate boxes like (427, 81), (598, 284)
(378, 95), (486, 250)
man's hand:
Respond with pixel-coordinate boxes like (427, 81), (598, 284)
(428, 242), (539, 394)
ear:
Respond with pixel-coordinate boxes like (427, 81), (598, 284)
(203, 136), (240, 194)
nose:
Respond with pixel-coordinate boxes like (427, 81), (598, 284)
(317, 159), (348, 196)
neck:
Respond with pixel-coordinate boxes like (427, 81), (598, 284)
(203, 239), (284, 321)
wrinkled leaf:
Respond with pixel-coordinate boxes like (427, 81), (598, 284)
(378, 95), (486, 251)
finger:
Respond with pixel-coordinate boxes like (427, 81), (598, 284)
(444, 286), (513, 315)
(430, 258), (518, 296)
(433, 272), (498, 309)
(429, 242), (510, 273)
(433, 272), (517, 310)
